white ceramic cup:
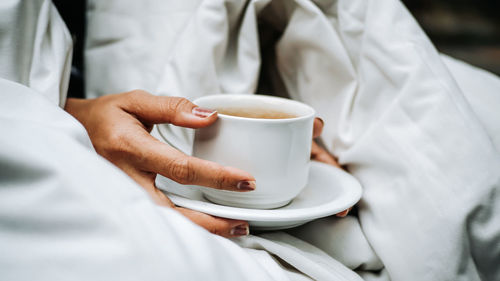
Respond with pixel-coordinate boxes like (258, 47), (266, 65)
(192, 94), (315, 209)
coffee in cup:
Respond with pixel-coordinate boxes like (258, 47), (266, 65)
(215, 107), (298, 119)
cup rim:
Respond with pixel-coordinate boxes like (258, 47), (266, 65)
(193, 94), (316, 123)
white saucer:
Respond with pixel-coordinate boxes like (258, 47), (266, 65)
(156, 161), (362, 230)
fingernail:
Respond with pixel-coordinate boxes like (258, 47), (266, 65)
(237, 180), (256, 191)
(336, 210), (349, 217)
(317, 117), (324, 126)
(192, 107), (216, 118)
(230, 224), (249, 236)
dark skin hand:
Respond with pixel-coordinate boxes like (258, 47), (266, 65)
(65, 90), (350, 238)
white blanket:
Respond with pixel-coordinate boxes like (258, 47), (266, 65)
(85, 0), (500, 280)
(0, 1), (290, 280)
(1, 0), (499, 280)
(86, 0), (500, 280)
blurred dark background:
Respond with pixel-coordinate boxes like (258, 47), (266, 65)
(52, 0), (500, 99)
(53, 0), (86, 99)
(404, 0), (500, 75)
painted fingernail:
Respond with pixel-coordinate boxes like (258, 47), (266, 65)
(230, 224), (249, 236)
(237, 180), (256, 191)
(192, 107), (216, 118)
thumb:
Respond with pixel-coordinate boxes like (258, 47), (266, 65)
(120, 90), (218, 128)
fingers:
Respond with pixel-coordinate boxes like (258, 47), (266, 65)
(311, 141), (341, 168)
(115, 157), (250, 237)
(335, 207), (353, 217)
(313, 117), (324, 139)
(176, 207), (249, 237)
(119, 90), (218, 129)
(311, 117), (340, 167)
(106, 90), (256, 192)
(310, 118), (352, 218)
(120, 166), (250, 237)
(131, 132), (255, 192)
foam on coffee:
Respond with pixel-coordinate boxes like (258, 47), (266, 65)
(216, 107), (297, 119)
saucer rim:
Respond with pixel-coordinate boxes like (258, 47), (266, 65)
(163, 161), (362, 223)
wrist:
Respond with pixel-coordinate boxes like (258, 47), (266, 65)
(64, 98), (93, 124)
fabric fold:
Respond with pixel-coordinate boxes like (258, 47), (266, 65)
(85, 0), (500, 280)
(0, 0), (72, 106)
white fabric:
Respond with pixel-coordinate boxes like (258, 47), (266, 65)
(0, 1), (282, 280)
(235, 232), (363, 281)
(441, 54), (500, 150)
(0, 0), (72, 106)
(86, 0), (500, 280)
(288, 216), (383, 273)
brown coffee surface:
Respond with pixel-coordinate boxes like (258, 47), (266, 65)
(216, 107), (297, 119)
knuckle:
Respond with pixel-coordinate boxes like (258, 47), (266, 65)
(213, 167), (228, 189)
(167, 97), (191, 114)
(168, 158), (195, 184)
(123, 90), (148, 105)
(209, 225), (219, 235)
(128, 89), (147, 98)
(208, 221), (227, 236)
(105, 130), (133, 156)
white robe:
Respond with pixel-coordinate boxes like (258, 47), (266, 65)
(85, 0), (500, 280)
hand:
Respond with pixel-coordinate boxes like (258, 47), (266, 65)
(311, 118), (352, 217)
(64, 90), (254, 237)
